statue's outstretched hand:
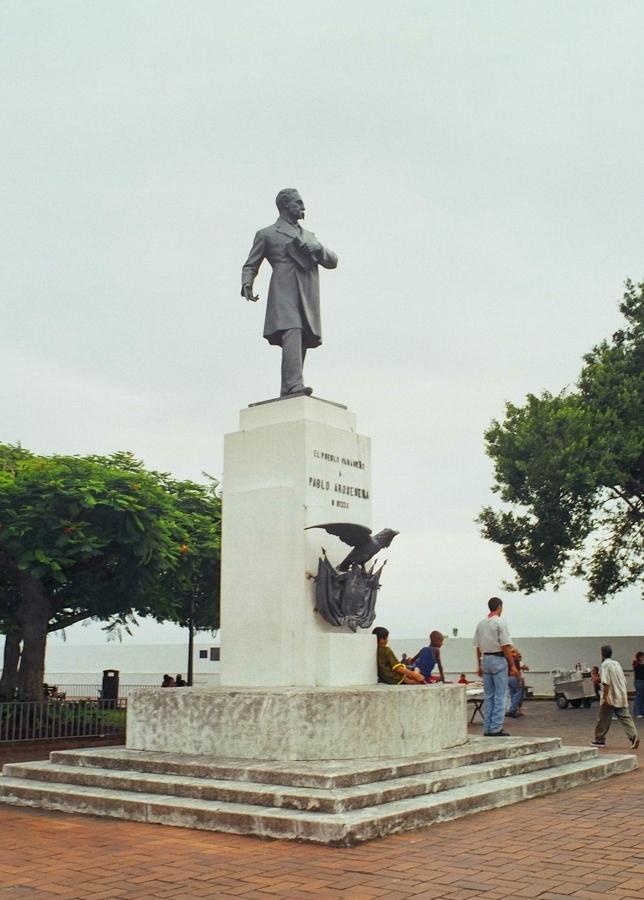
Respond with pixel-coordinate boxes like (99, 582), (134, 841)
(242, 284), (259, 302)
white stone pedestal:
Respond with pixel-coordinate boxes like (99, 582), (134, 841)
(126, 685), (468, 760)
(220, 396), (376, 687)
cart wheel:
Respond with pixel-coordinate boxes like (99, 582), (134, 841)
(570, 698), (582, 708)
(556, 693), (569, 709)
(583, 698), (592, 708)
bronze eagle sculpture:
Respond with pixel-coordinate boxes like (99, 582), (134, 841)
(305, 523), (399, 631)
(305, 523), (399, 570)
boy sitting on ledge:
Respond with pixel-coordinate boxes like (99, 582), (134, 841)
(408, 630), (446, 683)
(373, 626), (425, 684)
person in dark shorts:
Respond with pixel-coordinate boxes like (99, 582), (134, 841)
(409, 630), (446, 682)
(632, 651), (644, 719)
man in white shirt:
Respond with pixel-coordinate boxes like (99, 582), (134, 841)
(591, 645), (639, 749)
(474, 597), (517, 737)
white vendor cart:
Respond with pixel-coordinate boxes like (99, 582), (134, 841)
(552, 669), (597, 709)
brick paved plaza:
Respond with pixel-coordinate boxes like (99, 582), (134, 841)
(0, 702), (641, 900)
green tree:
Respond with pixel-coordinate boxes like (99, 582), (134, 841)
(478, 279), (644, 603)
(0, 447), (220, 699)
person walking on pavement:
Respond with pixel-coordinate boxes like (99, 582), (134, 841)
(591, 645), (640, 749)
(632, 650), (644, 719)
(474, 597), (518, 737)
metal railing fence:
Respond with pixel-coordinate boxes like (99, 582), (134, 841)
(0, 699), (126, 743)
(0, 683), (159, 702)
(40, 683), (158, 701)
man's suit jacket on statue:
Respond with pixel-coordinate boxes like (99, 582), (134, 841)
(241, 217), (338, 349)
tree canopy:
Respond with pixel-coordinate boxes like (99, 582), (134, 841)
(0, 447), (220, 699)
(478, 279), (644, 604)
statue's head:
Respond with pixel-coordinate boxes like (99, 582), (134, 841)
(276, 188), (305, 221)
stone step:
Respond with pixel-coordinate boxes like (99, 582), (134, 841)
(2, 746), (598, 814)
(47, 736), (564, 788)
(0, 753), (636, 845)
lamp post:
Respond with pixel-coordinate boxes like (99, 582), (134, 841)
(187, 594), (194, 687)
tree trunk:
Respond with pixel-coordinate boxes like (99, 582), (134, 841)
(15, 572), (51, 701)
(0, 626), (22, 699)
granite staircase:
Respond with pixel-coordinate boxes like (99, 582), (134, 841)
(0, 737), (636, 845)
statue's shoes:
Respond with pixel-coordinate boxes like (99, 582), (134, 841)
(284, 386), (313, 396)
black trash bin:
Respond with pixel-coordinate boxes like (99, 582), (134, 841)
(101, 669), (119, 704)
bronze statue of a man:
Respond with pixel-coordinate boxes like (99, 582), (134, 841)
(241, 189), (338, 397)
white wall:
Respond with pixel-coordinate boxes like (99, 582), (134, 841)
(390, 635), (644, 694)
(40, 640), (221, 687)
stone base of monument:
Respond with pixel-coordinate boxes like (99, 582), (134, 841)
(0, 686), (637, 844)
(124, 685), (467, 760)
(0, 737), (636, 846)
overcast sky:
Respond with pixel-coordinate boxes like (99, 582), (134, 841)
(2, 1), (643, 648)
